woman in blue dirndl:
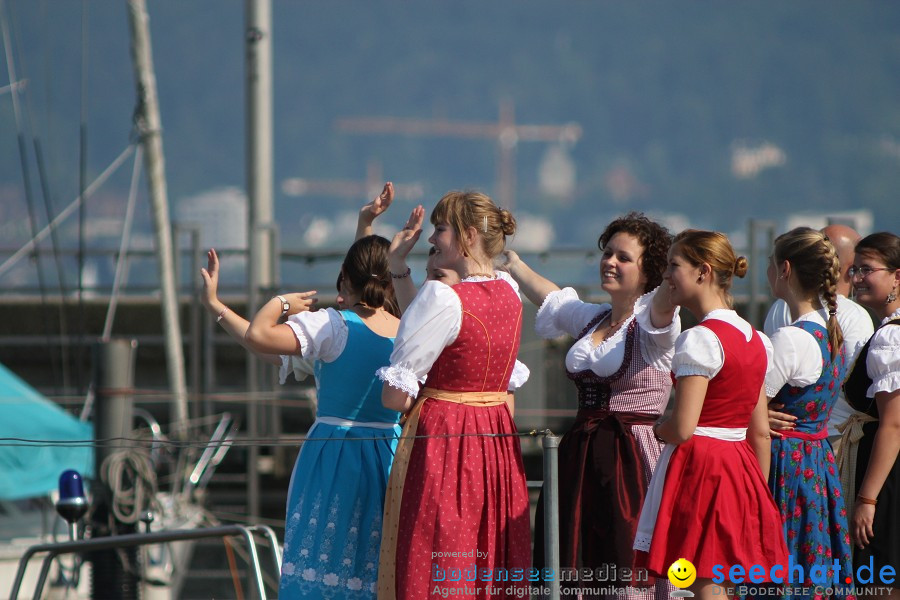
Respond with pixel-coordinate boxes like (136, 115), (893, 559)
(244, 235), (402, 599)
(765, 227), (853, 597)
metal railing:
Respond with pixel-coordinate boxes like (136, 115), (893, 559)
(8, 524), (282, 600)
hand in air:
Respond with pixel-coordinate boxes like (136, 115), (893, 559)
(389, 205), (425, 263)
(359, 182), (394, 226)
(200, 249), (221, 311)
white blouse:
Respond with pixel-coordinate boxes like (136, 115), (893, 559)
(377, 272), (529, 398)
(764, 311), (827, 398)
(534, 286), (681, 376)
(672, 309), (774, 380)
(764, 295), (874, 367)
(278, 308), (351, 384)
(866, 307), (900, 397)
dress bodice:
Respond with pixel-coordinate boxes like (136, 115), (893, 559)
(566, 309), (672, 413)
(425, 280), (522, 392)
(772, 321), (847, 434)
(314, 310), (401, 423)
(844, 317), (900, 418)
(694, 319), (768, 428)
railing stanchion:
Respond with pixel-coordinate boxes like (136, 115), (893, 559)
(542, 431), (560, 600)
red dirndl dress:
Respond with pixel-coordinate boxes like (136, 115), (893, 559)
(379, 279), (532, 600)
(635, 319), (788, 579)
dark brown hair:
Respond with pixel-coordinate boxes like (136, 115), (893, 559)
(598, 212), (672, 293)
(855, 232), (900, 270)
(341, 235), (399, 317)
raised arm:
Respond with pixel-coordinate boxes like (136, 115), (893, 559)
(648, 280), (678, 329)
(245, 291), (318, 355)
(389, 205), (425, 312)
(500, 250), (560, 308)
(200, 248), (280, 366)
(355, 181), (394, 241)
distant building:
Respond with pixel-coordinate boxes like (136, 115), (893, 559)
(784, 209), (873, 235)
(176, 187), (247, 249)
(509, 213), (555, 252)
(731, 141), (787, 179)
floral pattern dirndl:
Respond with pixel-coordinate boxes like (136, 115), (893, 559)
(769, 321), (853, 598)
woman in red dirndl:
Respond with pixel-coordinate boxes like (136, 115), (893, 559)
(377, 191), (531, 600)
(634, 230), (788, 599)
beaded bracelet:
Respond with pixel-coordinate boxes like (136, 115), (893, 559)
(216, 307), (229, 323)
(857, 495), (877, 506)
(391, 266), (411, 279)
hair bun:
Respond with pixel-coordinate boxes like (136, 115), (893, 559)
(733, 256), (749, 278)
(498, 208), (517, 236)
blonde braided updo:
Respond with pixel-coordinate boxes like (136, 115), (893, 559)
(773, 227), (844, 359)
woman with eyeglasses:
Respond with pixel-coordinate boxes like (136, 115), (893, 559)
(840, 232), (900, 597)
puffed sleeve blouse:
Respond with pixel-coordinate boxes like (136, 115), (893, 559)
(672, 308), (774, 380)
(763, 310), (827, 398)
(278, 308), (349, 384)
(376, 272), (529, 398)
(534, 286), (681, 376)
(865, 307), (900, 397)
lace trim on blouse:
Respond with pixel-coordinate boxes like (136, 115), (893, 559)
(376, 362), (423, 398)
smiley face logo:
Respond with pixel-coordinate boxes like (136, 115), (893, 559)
(667, 558), (696, 588)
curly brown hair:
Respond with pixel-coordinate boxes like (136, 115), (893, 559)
(598, 212), (673, 293)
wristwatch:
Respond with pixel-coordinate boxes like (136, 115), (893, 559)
(276, 295), (290, 317)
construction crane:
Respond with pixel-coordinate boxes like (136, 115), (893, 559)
(281, 159), (424, 202)
(335, 99), (582, 211)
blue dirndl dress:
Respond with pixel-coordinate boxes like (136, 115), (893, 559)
(769, 321), (853, 597)
(279, 310), (401, 599)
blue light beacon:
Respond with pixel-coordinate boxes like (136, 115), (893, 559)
(56, 469), (88, 541)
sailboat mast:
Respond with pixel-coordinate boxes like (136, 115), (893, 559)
(246, 0), (274, 290)
(244, 0), (275, 521)
(126, 0), (189, 426)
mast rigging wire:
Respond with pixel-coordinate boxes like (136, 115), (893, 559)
(0, 144), (137, 278)
(102, 145), (144, 341)
(0, 0), (62, 390)
(6, 0), (74, 390)
(75, 0), (89, 394)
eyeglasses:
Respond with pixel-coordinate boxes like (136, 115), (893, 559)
(848, 266), (891, 278)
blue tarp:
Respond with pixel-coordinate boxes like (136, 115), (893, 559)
(0, 363), (93, 500)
